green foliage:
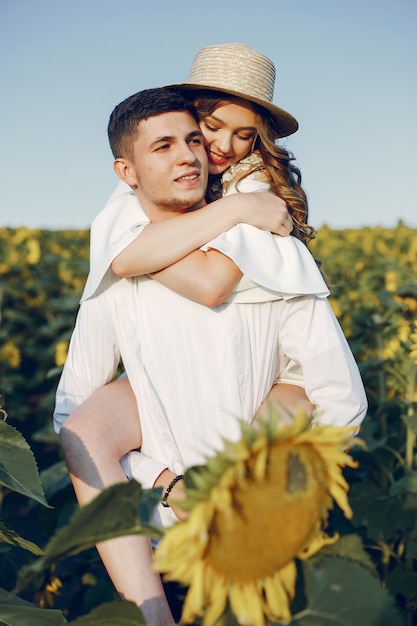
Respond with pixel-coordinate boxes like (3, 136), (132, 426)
(0, 419), (49, 506)
(0, 588), (145, 625)
(15, 482), (163, 595)
(69, 600), (146, 625)
(0, 227), (89, 431)
(0, 224), (416, 624)
(291, 555), (404, 625)
(0, 519), (44, 557)
(0, 588), (66, 625)
(0, 409), (160, 623)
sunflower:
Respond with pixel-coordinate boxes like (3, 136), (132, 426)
(153, 412), (361, 626)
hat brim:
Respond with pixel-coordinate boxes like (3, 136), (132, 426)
(165, 82), (298, 138)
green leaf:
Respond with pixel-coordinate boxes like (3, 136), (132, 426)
(39, 460), (72, 502)
(0, 587), (66, 625)
(290, 555), (404, 625)
(14, 481), (164, 593)
(69, 599), (146, 625)
(0, 420), (49, 507)
(405, 529), (417, 559)
(356, 419), (387, 452)
(31, 422), (60, 444)
(0, 519), (44, 555)
(138, 486), (164, 525)
(387, 564), (417, 601)
(390, 472), (417, 496)
(320, 533), (376, 573)
(349, 480), (407, 540)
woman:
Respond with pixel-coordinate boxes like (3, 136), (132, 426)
(66, 41), (326, 505)
(58, 45), (345, 624)
(82, 43), (315, 303)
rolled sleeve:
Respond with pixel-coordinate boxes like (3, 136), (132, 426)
(120, 451), (168, 490)
(53, 297), (120, 432)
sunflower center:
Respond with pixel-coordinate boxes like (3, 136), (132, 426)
(204, 442), (329, 582)
(287, 452), (307, 493)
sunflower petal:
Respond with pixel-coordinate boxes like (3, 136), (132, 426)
(180, 560), (205, 620)
(263, 570), (293, 622)
(229, 583), (265, 626)
(204, 572), (229, 626)
(299, 530), (339, 560)
(153, 413), (360, 626)
(253, 445), (268, 481)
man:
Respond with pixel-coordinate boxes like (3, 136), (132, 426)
(55, 88), (367, 625)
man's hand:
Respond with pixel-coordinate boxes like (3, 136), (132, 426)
(154, 469), (188, 521)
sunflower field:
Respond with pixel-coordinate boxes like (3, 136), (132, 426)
(0, 222), (417, 626)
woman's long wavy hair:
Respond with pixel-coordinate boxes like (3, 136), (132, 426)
(193, 92), (316, 247)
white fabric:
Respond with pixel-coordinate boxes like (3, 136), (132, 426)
(56, 172), (365, 526)
(54, 275), (367, 527)
(81, 180), (329, 303)
(81, 182), (146, 302)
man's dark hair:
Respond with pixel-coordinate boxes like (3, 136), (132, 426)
(108, 87), (199, 160)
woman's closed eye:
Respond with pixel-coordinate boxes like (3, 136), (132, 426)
(202, 121), (219, 133)
(203, 120), (255, 141)
(236, 132), (256, 142)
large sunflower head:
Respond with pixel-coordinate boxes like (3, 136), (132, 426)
(153, 412), (360, 626)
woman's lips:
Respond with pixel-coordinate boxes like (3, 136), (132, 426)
(207, 151), (230, 166)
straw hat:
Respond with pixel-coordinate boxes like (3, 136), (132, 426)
(170, 43), (298, 138)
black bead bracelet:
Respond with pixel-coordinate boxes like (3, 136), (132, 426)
(161, 474), (184, 508)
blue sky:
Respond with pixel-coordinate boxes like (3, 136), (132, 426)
(1, 0), (416, 230)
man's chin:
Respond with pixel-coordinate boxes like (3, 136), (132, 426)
(163, 194), (206, 212)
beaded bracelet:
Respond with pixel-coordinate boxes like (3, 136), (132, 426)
(161, 474), (184, 508)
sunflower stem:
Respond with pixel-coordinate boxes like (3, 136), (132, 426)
(405, 362), (416, 471)
(376, 329), (387, 437)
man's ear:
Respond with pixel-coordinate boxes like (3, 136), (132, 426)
(113, 158), (138, 188)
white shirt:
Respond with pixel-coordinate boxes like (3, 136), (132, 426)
(54, 273), (367, 526)
(55, 174), (367, 525)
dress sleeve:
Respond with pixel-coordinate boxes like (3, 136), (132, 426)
(81, 182), (150, 302)
(279, 294), (368, 429)
(53, 297), (121, 433)
(204, 177), (329, 300)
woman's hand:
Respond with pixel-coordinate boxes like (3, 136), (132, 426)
(233, 191), (293, 236)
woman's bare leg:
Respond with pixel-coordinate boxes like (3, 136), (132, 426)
(59, 376), (175, 625)
(60, 376), (142, 499)
(258, 383), (313, 423)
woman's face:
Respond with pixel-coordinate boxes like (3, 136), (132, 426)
(199, 99), (258, 176)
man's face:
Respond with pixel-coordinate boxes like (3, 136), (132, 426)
(128, 111), (208, 221)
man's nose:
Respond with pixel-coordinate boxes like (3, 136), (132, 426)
(178, 142), (197, 163)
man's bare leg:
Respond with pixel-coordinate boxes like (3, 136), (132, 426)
(59, 376), (175, 625)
